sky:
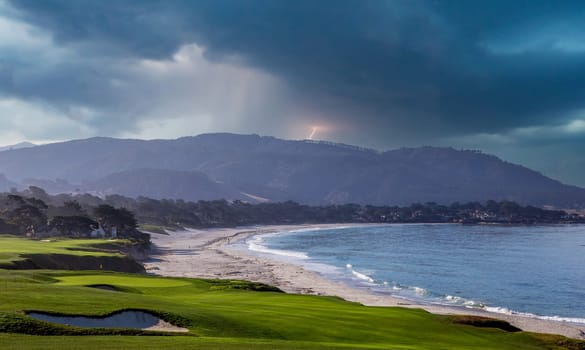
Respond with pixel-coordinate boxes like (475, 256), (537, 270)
(1, 0), (585, 186)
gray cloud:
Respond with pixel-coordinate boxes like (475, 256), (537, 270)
(2, 0), (585, 185)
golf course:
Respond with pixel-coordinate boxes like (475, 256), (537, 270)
(0, 236), (583, 350)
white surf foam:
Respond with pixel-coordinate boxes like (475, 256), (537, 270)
(245, 225), (358, 260)
(344, 263), (375, 283)
(437, 297), (585, 324)
(247, 235), (308, 259)
(351, 270), (375, 283)
(413, 286), (427, 296)
(286, 225), (353, 234)
(482, 306), (585, 325)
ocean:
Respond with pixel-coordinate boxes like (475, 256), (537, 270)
(241, 224), (585, 324)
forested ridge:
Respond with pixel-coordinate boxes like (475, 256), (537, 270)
(1, 187), (581, 240)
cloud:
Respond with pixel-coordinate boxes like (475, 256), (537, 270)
(0, 97), (95, 144)
(440, 115), (585, 186)
(448, 114), (585, 147)
(5, 1), (585, 139)
(3, 0), (585, 184)
(120, 44), (290, 139)
(1, 1), (294, 140)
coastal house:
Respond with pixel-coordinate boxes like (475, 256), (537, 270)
(91, 223), (120, 239)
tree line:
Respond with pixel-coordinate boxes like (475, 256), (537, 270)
(0, 187), (145, 241)
(0, 187), (582, 240)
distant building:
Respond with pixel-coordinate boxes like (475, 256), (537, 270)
(91, 223), (120, 239)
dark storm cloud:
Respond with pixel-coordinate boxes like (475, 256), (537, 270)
(3, 0), (585, 184)
(7, 0), (585, 137)
(7, 0), (186, 59)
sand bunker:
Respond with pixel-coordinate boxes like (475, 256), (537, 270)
(87, 284), (118, 291)
(27, 310), (188, 333)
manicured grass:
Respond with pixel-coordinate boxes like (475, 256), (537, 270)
(0, 270), (572, 350)
(0, 334), (436, 350)
(56, 275), (191, 288)
(0, 236), (123, 265)
(0, 236), (581, 349)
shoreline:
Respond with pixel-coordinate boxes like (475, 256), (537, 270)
(144, 224), (585, 340)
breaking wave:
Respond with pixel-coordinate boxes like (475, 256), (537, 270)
(247, 234), (309, 259)
(482, 306), (585, 324)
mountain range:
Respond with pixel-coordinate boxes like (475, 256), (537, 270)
(0, 133), (583, 208)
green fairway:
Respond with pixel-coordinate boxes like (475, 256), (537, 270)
(56, 274), (191, 288)
(0, 237), (581, 349)
(0, 270), (577, 350)
(0, 236), (122, 265)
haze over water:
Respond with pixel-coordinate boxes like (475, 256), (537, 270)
(246, 224), (585, 323)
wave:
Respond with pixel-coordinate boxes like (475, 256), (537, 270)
(345, 264), (375, 283)
(443, 295), (481, 307)
(413, 286), (428, 296)
(287, 226), (352, 234)
(343, 266), (585, 325)
(245, 226), (355, 259)
(343, 263), (433, 295)
(351, 270), (375, 283)
(247, 235), (309, 259)
(439, 297), (585, 324)
(482, 306), (585, 325)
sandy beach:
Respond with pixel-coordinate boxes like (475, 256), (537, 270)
(144, 224), (585, 340)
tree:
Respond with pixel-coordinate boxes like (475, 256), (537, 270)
(49, 216), (98, 237)
(24, 186), (50, 202)
(5, 195), (26, 209)
(94, 205), (137, 231)
(50, 200), (87, 217)
(25, 197), (48, 211)
(0, 217), (18, 234)
(0, 194), (49, 236)
(7, 205), (47, 235)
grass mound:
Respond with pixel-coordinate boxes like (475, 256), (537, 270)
(207, 279), (283, 292)
(531, 334), (585, 350)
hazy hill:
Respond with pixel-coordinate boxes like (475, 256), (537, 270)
(0, 174), (17, 192)
(83, 168), (249, 202)
(0, 142), (36, 152)
(0, 133), (583, 207)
